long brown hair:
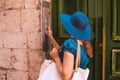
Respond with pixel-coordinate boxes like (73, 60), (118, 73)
(82, 41), (93, 58)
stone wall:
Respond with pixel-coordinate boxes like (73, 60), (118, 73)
(0, 0), (45, 80)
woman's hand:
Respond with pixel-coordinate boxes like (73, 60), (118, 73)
(50, 48), (59, 60)
(46, 27), (61, 51)
(46, 27), (53, 38)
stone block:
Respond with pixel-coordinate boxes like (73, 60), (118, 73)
(28, 32), (41, 49)
(43, 0), (51, 2)
(6, 10), (21, 32)
(6, 0), (24, 9)
(0, 49), (12, 68)
(3, 32), (27, 48)
(25, 0), (40, 9)
(0, 0), (5, 10)
(0, 69), (7, 80)
(7, 70), (28, 80)
(21, 9), (41, 32)
(11, 49), (28, 71)
(0, 32), (3, 48)
(28, 49), (43, 80)
(0, 10), (6, 32)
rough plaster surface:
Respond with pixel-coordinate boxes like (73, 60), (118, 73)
(0, 0), (47, 80)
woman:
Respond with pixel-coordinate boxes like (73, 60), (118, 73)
(46, 11), (93, 80)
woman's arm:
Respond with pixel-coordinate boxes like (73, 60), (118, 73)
(62, 51), (74, 80)
(46, 27), (61, 50)
(50, 48), (74, 80)
(49, 35), (61, 50)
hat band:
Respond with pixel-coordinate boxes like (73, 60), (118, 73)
(71, 16), (88, 30)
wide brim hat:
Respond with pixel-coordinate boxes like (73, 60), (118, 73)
(59, 11), (91, 40)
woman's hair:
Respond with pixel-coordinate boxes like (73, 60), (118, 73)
(82, 41), (93, 58)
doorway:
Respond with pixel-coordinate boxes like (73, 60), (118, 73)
(51, 0), (103, 80)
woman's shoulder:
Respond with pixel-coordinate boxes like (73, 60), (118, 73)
(62, 38), (77, 48)
(60, 38), (77, 55)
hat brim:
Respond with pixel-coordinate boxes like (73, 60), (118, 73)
(59, 14), (91, 40)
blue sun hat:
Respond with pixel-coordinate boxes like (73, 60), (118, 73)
(59, 11), (91, 40)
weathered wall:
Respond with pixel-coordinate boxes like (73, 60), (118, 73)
(0, 0), (44, 80)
